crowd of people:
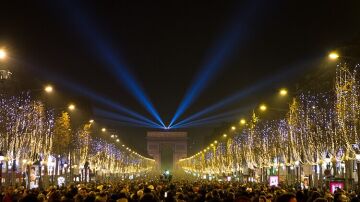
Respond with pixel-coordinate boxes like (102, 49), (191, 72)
(0, 178), (357, 202)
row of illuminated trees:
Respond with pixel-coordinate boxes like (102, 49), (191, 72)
(0, 91), (155, 186)
(179, 59), (360, 185)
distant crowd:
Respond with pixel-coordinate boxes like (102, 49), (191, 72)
(0, 179), (357, 202)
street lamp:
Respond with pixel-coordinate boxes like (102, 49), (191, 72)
(328, 52), (340, 60)
(0, 49), (11, 80)
(279, 88), (288, 96)
(356, 154), (360, 192)
(325, 153), (331, 170)
(0, 49), (7, 60)
(101, 128), (106, 132)
(231, 126), (236, 131)
(0, 152), (4, 188)
(240, 119), (246, 125)
(84, 161), (89, 183)
(44, 85), (53, 93)
(259, 104), (267, 112)
(223, 134), (227, 138)
(68, 104), (75, 111)
(294, 161), (300, 182)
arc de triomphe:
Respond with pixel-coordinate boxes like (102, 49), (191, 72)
(146, 131), (187, 171)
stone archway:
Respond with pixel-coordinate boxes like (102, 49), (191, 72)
(146, 131), (187, 171)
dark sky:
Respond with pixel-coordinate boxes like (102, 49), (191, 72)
(1, 0), (360, 154)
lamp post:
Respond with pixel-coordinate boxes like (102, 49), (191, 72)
(295, 161), (300, 183)
(0, 152), (4, 189)
(11, 137), (17, 186)
(63, 163), (68, 184)
(325, 154), (331, 171)
(355, 154), (360, 192)
(84, 161), (89, 183)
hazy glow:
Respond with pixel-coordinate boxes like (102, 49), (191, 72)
(240, 118), (246, 125)
(0, 49), (7, 60)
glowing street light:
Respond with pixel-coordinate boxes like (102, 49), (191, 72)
(0, 49), (7, 60)
(89, 119), (94, 123)
(68, 104), (75, 111)
(44, 85), (53, 93)
(101, 128), (106, 132)
(328, 52), (339, 60)
(0, 49), (11, 80)
(240, 118), (246, 125)
(223, 134), (227, 138)
(259, 104), (267, 111)
(116, 139), (120, 142)
(279, 88), (288, 96)
(231, 126), (236, 131)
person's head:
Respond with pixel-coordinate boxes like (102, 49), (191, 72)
(276, 193), (297, 202)
(37, 193), (46, 202)
(267, 193), (274, 202)
(140, 193), (155, 202)
(296, 190), (304, 202)
(95, 196), (107, 202)
(79, 188), (87, 197)
(338, 194), (349, 202)
(314, 198), (329, 202)
(6, 186), (14, 195)
(260, 196), (267, 202)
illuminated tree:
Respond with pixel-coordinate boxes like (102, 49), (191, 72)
(52, 111), (71, 176)
(73, 123), (92, 168)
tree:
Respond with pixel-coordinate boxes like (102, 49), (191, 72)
(52, 111), (71, 177)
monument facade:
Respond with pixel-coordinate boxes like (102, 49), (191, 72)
(146, 131), (187, 171)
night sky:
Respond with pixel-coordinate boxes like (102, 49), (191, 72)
(1, 0), (360, 154)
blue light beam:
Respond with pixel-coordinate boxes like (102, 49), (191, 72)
(54, 1), (165, 127)
(96, 117), (156, 128)
(172, 115), (241, 129)
(94, 108), (163, 129)
(173, 57), (319, 127)
(171, 106), (252, 129)
(59, 80), (164, 128)
(19, 60), (162, 128)
(169, 0), (272, 127)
